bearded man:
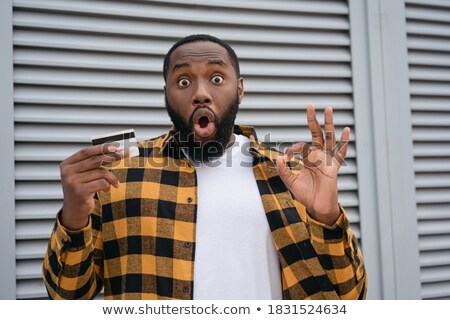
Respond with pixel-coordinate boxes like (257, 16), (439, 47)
(43, 34), (367, 300)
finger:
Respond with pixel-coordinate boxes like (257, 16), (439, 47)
(276, 156), (296, 190)
(77, 168), (120, 189)
(285, 141), (310, 160)
(324, 106), (336, 155)
(70, 150), (127, 173)
(65, 143), (118, 165)
(306, 104), (324, 149)
(336, 127), (350, 166)
(83, 178), (114, 194)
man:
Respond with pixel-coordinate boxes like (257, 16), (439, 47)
(43, 34), (367, 300)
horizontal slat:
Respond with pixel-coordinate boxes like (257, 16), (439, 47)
(14, 67), (353, 93)
(155, 0), (349, 14)
(406, 3), (450, 23)
(418, 220), (450, 235)
(413, 142), (450, 157)
(14, 85), (354, 109)
(409, 50), (450, 67)
(14, 47), (164, 72)
(411, 96), (450, 111)
(410, 81), (450, 96)
(16, 181), (62, 200)
(409, 66), (450, 81)
(14, 124), (171, 143)
(412, 127), (450, 142)
(14, 30), (352, 62)
(412, 111), (450, 126)
(15, 200), (61, 220)
(416, 188), (450, 204)
(16, 239), (48, 260)
(16, 220), (54, 240)
(16, 259), (43, 280)
(421, 281), (450, 300)
(419, 234), (450, 251)
(417, 203), (450, 220)
(13, 0), (349, 30)
(203, 76), (347, 93)
(15, 142), (87, 161)
(16, 279), (47, 299)
(14, 66), (163, 89)
(15, 85), (164, 107)
(406, 0), (450, 10)
(414, 158), (450, 172)
(407, 35), (450, 52)
(407, 20), (450, 37)
(13, 10), (350, 46)
(242, 61), (351, 78)
(15, 105), (355, 126)
(15, 0), (349, 16)
(420, 250), (450, 267)
(16, 162), (59, 181)
(421, 265), (450, 283)
(14, 47), (352, 78)
(415, 173), (450, 188)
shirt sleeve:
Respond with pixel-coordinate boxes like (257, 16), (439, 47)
(299, 202), (368, 299)
(42, 194), (104, 299)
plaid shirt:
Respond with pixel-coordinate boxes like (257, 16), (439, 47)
(43, 125), (367, 300)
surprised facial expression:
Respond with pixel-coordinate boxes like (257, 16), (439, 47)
(164, 41), (244, 162)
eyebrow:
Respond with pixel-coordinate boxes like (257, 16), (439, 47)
(207, 59), (227, 67)
(172, 59), (228, 73)
(173, 63), (191, 73)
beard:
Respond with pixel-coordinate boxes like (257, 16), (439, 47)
(165, 94), (239, 163)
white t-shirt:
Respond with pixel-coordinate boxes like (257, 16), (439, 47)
(192, 134), (283, 299)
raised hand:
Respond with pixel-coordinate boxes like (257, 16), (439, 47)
(276, 104), (350, 225)
(60, 144), (127, 230)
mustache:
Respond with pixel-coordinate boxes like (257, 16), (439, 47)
(189, 105), (216, 126)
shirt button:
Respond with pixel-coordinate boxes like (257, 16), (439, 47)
(182, 286), (189, 293)
(184, 242), (191, 248)
(187, 197), (193, 203)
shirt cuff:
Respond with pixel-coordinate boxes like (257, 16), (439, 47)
(54, 210), (93, 253)
(306, 205), (350, 244)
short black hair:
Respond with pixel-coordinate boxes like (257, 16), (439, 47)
(163, 34), (240, 82)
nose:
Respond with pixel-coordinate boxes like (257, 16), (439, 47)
(192, 80), (212, 106)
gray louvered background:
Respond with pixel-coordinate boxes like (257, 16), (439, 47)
(406, 0), (450, 300)
(12, 0), (359, 299)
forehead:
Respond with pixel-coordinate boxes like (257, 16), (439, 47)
(169, 41), (232, 69)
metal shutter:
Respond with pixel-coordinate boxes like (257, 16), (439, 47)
(13, 0), (359, 299)
(406, 0), (450, 300)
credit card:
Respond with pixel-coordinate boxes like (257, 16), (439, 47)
(91, 129), (139, 157)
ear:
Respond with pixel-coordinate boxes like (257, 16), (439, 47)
(237, 77), (244, 104)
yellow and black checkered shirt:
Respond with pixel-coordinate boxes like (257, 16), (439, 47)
(43, 125), (367, 300)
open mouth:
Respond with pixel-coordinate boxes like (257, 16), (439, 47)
(192, 107), (216, 138)
(198, 116), (209, 128)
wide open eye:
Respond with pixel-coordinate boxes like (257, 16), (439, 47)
(211, 75), (224, 84)
(177, 78), (191, 87)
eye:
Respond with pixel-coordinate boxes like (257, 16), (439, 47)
(177, 78), (191, 87)
(211, 75), (224, 84)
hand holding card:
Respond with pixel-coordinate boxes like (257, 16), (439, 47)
(58, 129), (138, 230)
(91, 129), (139, 158)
